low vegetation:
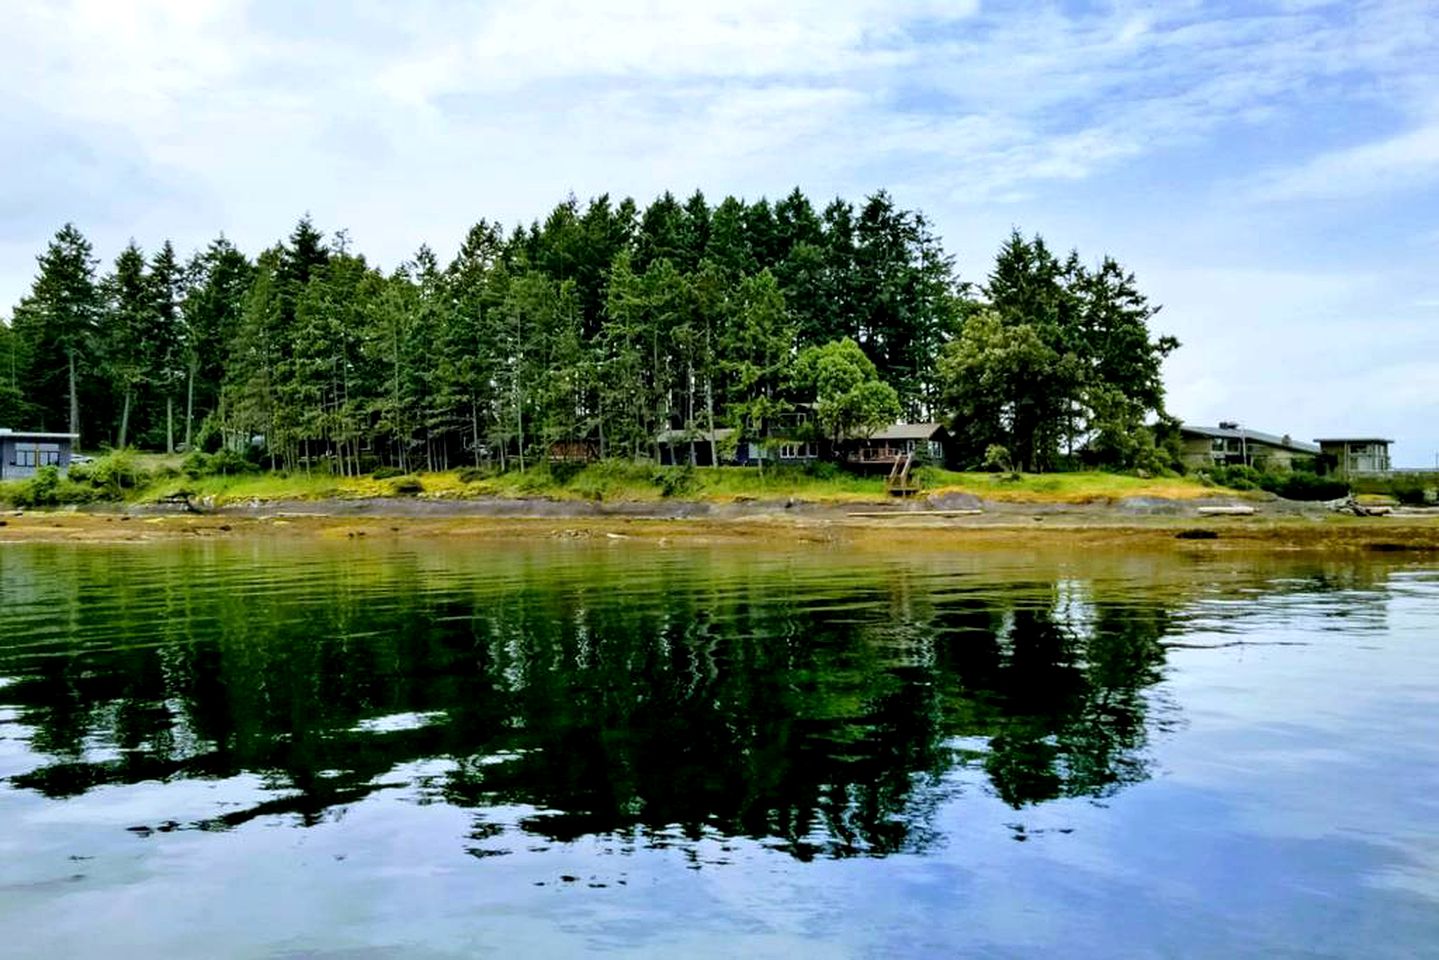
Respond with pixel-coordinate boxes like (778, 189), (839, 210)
(1196, 464), (1349, 501)
(0, 450), (1237, 509)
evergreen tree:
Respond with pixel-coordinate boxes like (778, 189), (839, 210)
(99, 241), (151, 447)
(147, 240), (187, 451)
(11, 224), (102, 444)
(0, 318), (25, 426)
(181, 236), (253, 451)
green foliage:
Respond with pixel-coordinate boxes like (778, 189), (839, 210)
(938, 233), (1177, 472)
(983, 444), (1012, 473)
(182, 449), (258, 479)
(652, 465), (697, 498)
(1378, 474), (1437, 506)
(795, 338), (902, 443)
(370, 465), (405, 480)
(1205, 464), (1348, 501)
(4, 465), (98, 507)
(1268, 472), (1349, 502)
(84, 450), (150, 496)
(389, 476), (424, 496)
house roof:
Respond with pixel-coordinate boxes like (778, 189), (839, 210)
(0, 429), (80, 440)
(1180, 423), (1320, 455)
(1313, 437), (1394, 445)
(856, 422), (950, 442)
(655, 427), (736, 444)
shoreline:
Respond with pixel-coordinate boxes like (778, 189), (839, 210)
(3, 494), (1438, 552)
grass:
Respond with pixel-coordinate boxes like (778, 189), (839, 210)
(131, 460), (1221, 507)
(0, 449), (1223, 509)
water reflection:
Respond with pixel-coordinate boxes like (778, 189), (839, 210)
(0, 542), (1389, 859)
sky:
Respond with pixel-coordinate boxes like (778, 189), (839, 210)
(1, 0), (1436, 463)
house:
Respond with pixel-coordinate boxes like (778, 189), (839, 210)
(1315, 438), (1393, 476)
(655, 428), (736, 467)
(839, 423), (953, 472)
(1179, 423), (1320, 471)
(0, 429), (80, 481)
(547, 438), (601, 464)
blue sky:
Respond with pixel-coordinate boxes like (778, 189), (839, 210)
(2, 0), (1436, 463)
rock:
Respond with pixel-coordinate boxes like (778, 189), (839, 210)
(1115, 497), (1184, 516)
(925, 492), (983, 512)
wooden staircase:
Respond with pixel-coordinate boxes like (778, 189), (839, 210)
(886, 452), (920, 497)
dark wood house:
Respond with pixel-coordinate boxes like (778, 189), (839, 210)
(655, 428), (736, 466)
(839, 423), (953, 472)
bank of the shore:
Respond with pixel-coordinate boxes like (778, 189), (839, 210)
(3, 494), (1438, 552)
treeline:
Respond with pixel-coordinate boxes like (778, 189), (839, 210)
(0, 189), (1178, 472)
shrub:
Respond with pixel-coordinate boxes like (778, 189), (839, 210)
(1386, 475), (1436, 506)
(7, 466), (98, 508)
(389, 475), (424, 495)
(370, 465), (405, 480)
(651, 465), (697, 498)
(983, 444), (1012, 473)
(88, 450), (149, 495)
(457, 465), (493, 483)
(1206, 464), (1349, 501)
(1268, 472), (1349, 502)
(182, 449), (259, 479)
(803, 460), (841, 481)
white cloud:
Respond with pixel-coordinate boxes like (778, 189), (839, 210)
(1252, 124), (1439, 201)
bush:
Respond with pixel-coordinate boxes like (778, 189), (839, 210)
(370, 465), (405, 480)
(1385, 475), (1436, 506)
(803, 460), (841, 481)
(182, 449), (259, 479)
(389, 475), (424, 496)
(1206, 464), (1349, 501)
(651, 465), (697, 498)
(1268, 472), (1349, 502)
(457, 465), (493, 483)
(6, 466), (98, 508)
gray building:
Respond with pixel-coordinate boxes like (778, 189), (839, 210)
(1179, 423), (1320, 471)
(1314, 437), (1393, 476)
(0, 429), (80, 480)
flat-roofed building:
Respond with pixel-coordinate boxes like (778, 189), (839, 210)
(0, 429), (80, 480)
(1314, 438), (1393, 476)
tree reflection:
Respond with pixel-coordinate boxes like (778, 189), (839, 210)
(0, 544), (1217, 858)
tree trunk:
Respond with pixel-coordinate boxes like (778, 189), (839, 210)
(118, 387), (132, 449)
(67, 349), (80, 449)
(185, 360), (196, 453)
(166, 395), (174, 454)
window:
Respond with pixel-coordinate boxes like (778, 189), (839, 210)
(15, 444), (60, 468)
(778, 442), (814, 459)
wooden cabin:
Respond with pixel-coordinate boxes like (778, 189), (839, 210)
(655, 428), (735, 467)
(839, 423), (952, 472)
(547, 439), (601, 464)
(0, 429), (80, 480)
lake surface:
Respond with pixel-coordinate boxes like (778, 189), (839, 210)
(0, 539), (1436, 958)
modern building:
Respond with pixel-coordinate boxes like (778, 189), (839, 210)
(0, 429), (80, 480)
(1314, 438), (1393, 476)
(1178, 423), (1320, 471)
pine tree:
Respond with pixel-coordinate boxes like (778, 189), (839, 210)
(148, 240), (187, 452)
(11, 224), (102, 444)
(99, 242), (151, 447)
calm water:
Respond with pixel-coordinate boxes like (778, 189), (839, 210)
(0, 540), (1436, 958)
